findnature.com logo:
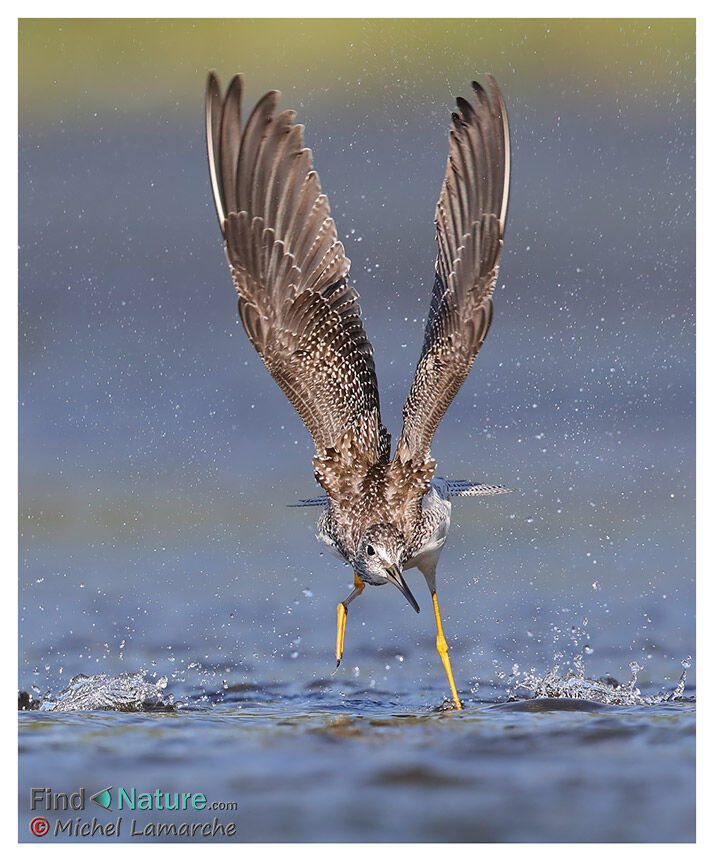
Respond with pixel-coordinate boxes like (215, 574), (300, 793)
(29, 787), (238, 839)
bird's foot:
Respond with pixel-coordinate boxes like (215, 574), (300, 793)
(433, 697), (463, 712)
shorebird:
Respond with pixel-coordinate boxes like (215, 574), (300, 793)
(205, 72), (511, 709)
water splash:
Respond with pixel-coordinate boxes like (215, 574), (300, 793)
(513, 654), (692, 706)
(33, 672), (174, 713)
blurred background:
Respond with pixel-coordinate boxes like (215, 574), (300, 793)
(19, 19), (695, 696)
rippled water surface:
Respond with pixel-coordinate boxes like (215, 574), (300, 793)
(19, 20), (695, 844)
(19, 675), (695, 842)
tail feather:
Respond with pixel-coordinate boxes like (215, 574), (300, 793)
(446, 480), (513, 498)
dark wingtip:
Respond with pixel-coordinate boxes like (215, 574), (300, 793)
(206, 70), (220, 101)
(471, 79), (486, 98)
(455, 95), (472, 115)
(224, 73), (244, 105)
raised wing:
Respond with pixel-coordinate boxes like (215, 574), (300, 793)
(394, 76), (510, 469)
(206, 73), (389, 485)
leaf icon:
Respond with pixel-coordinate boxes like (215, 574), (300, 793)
(90, 787), (112, 810)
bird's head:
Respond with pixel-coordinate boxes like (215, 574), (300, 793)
(354, 523), (419, 613)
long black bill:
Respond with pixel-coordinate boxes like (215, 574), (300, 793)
(385, 566), (420, 614)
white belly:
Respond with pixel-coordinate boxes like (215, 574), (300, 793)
(315, 512), (350, 564)
(404, 482), (451, 579)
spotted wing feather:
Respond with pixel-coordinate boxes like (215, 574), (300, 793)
(206, 73), (389, 478)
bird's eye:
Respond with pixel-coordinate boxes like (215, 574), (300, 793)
(366, 545), (375, 556)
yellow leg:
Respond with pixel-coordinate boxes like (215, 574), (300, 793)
(432, 591), (463, 710)
(335, 571), (364, 667)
